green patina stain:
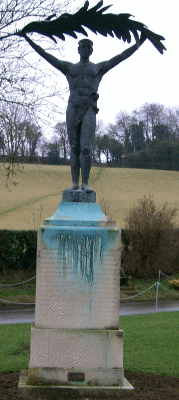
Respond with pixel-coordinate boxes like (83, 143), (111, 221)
(27, 369), (65, 387)
(107, 229), (119, 235)
(107, 229), (120, 244)
(54, 231), (104, 284)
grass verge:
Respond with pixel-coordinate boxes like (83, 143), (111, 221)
(0, 323), (31, 373)
(0, 312), (178, 376)
(120, 312), (179, 377)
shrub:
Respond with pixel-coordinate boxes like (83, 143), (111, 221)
(122, 195), (179, 279)
(0, 230), (37, 274)
(168, 279), (179, 289)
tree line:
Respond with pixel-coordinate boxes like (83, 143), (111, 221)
(1, 102), (179, 172)
(41, 102), (179, 168)
(93, 103), (179, 168)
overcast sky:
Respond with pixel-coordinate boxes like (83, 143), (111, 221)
(40, 0), (178, 128)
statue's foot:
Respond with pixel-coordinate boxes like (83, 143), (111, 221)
(66, 183), (79, 190)
(81, 183), (94, 193)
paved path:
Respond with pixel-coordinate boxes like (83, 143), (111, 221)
(0, 308), (35, 325)
(120, 300), (179, 316)
(0, 300), (178, 324)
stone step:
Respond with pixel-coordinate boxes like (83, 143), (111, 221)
(120, 286), (136, 296)
(120, 286), (135, 290)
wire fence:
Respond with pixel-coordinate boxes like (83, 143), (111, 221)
(0, 276), (36, 287)
(120, 270), (179, 309)
(0, 298), (35, 305)
(160, 283), (179, 296)
(159, 270), (174, 282)
(0, 275), (36, 305)
(120, 283), (157, 301)
(0, 270), (179, 308)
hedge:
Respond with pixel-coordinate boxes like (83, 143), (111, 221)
(0, 229), (178, 279)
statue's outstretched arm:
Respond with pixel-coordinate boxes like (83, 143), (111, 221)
(99, 40), (145, 75)
(23, 34), (69, 75)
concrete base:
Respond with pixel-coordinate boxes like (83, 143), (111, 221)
(28, 367), (124, 387)
(18, 370), (134, 399)
(28, 325), (124, 386)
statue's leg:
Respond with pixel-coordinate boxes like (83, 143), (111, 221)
(66, 104), (80, 190)
(80, 106), (96, 192)
(69, 145), (80, 190)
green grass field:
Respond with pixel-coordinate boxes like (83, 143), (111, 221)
(0, 312), (178, 376)
(1, 164), (179, 229)
(120, 312), (179, 377)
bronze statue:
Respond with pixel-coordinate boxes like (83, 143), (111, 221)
(17, 1), (166, 192)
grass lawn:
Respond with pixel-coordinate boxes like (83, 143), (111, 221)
(0, 312), (178, 377)
(120, 312), (179, 377)
(0, 323), (31, 373)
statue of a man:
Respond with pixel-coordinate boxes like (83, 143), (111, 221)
(24, 35), (145, 191)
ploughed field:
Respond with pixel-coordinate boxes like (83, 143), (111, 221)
(0, 164), (179, 230)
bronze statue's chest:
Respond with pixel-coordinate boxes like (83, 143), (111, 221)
(67, 63), (99, 90)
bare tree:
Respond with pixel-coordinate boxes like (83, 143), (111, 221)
(93, 120), (106, 162)
(115, 111), (135, 153)
(0, 102), (27, 186)
(164, 107), (179, 142)
(0, 0), (75, 185)
(139, 103), (165, 139)
(20, 121), (42, 157)
(54, 122), (70, 161)
(37, 136), (50, 157)
(0, 102), (43, 185)
(0, 0), (75, 114)
(0, 103), (27, 157)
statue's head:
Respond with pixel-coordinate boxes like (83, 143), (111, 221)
(78, 38), (93, 59)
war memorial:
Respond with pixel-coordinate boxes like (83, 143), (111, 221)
(17, 2), (165, 398)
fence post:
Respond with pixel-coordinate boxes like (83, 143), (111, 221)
(156, 281), (159, 309)
(158, 270), (161, 285)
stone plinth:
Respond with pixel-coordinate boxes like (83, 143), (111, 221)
(35, 224), (120, 330)
(43, 200), (116, 227)
(62, 189), (96, 203)
(29, 326), (124, 386)
(18, 190), (133, 398)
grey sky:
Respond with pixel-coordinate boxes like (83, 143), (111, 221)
(55, 0), (177, 125)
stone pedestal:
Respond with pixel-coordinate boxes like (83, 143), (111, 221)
(18, 190), (134, 399)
